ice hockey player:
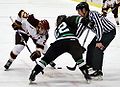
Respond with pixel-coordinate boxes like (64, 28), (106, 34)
(76, 2), (116, 79)
(102, 0), (120, 25)
(4, 10), (56, 70)
(29, 15), (92, 83)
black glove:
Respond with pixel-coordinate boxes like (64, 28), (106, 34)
(117, 3), (120, 6)
(102, 12), (107, 17)
(88, 20), (95, 28)
(81, 46), (86, 53)
(81, 17), (90, 26)
(30, 50), (41, 61)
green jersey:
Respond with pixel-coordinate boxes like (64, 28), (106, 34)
(54, 15), (81, 40)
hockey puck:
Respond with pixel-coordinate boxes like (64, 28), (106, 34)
(57, 67), (62, 69)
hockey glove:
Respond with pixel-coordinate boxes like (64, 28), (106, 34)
(101, 8), (107, 17)
(88, 20), (95, 29)
(56, 15), (67, 26)
(81, 17), (90, 26)
(101, 12), (107, 17)
(30, 50), (41, 61)
(12, 20), (22, 30)
(81, 46), (86, 53)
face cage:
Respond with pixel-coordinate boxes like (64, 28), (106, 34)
(36, 27), (48, 35)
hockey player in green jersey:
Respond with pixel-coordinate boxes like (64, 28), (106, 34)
(29, 15), (91, 83)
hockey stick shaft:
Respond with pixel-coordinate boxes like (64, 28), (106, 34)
(66, 30), (90, 71)
(18, 32), (32, 53)
(82, 30), (90, 47)
(9, 16), (14, 23)
(18, 31), (38, 64)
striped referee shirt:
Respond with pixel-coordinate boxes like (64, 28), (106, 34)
(76, 11), (116, 42)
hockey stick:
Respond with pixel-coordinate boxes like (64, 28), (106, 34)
(17, 31), (38, 64)
(9, 16), (38, 64)
(66, 30), (90, 71)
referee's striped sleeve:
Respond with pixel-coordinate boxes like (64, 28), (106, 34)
(91, 12), (103, 42)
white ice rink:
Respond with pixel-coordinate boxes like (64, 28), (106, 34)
(0, 0), (120, 87)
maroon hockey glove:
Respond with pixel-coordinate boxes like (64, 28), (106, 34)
(30, 50), (41, 61)
(12, 20), (22, 30)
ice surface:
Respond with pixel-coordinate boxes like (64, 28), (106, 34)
(0, 0), (120, 87)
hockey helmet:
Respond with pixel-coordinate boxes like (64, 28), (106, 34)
(37, 19), (50, 35)
(76, 2), (89, 11)
(56, 15), (67, 26)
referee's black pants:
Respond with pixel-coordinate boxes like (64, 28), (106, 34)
(86, 29), (116, 70)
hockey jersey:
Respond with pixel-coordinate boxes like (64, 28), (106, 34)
(54, 15), (81, 40)
(21, 14), (48, 46)
(103, 0), (119, 8)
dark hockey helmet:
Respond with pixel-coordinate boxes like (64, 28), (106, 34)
(56, 15), (67, 26)
(76, 2), (89, 11)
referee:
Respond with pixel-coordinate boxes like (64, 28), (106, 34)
(76, 2), (116, 79)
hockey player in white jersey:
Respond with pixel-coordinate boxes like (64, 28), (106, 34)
(102, 0), (120, 25)
(4, 10), (56, 70)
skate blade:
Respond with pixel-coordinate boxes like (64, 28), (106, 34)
(48, 66), (56, 69)
(29, 80), (37, 84)
(4, 68), (9, 71)
(91, 76), (103, 81)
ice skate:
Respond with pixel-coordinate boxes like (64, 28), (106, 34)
(29, 70), (37, 83)
(29, 64), (44, 83)
(90, 70), (103, 80)
(79, 65), (92, 84)
(4, 59), (13, 70)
